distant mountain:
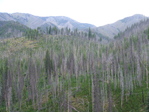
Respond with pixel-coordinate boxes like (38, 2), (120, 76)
(0, 12), (148, 40)
(94, 14), (148, 39)
(0, 21), (29, 38)
(0, 13), (95, 30)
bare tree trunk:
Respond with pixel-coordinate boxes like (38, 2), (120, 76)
(107, 81), (113, 112)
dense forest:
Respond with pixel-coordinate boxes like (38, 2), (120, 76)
(0, 23), (149, 112)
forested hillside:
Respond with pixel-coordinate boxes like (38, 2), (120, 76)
(0, 21), (29, 38)
(114, 18), (149, 39)
(0, 23), (149, 112)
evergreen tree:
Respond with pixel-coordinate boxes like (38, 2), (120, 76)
(88, 27), (92, 39)
(49, 26), (52, 35)
(44, 50), (54, 76)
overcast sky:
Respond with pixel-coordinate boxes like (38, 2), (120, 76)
(0, 0), (149, 26)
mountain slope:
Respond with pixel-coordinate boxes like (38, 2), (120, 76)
(0, 13), (95, 30)
(94, 14), (148, 39)
(0, 13), (16, 21)
(41, 16), (95, 29)
(114, 18), (149, 39)
(11, 13), (45, 29)
(0, 21), (29, 38)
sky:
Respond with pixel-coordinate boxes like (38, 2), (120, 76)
(0, 0), (149, 26)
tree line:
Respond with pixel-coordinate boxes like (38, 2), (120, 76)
(25, 26), (96, 40)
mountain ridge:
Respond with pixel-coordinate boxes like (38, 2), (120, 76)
(0, 12), (95, 29)
(0, 12), (148, 39)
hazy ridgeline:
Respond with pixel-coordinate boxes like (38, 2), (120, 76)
(0, 33), (149, 111)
